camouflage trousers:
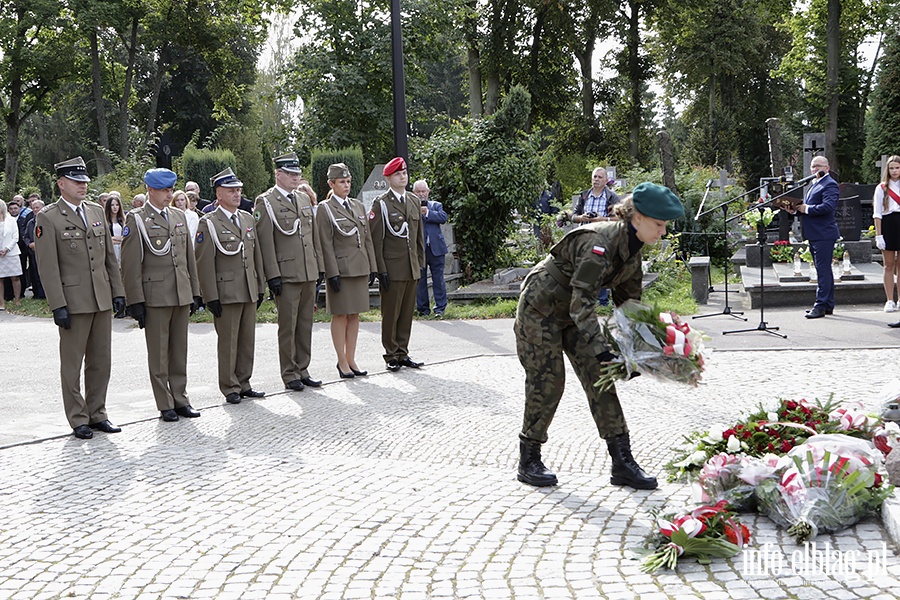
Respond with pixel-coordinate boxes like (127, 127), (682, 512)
(515, 299), (628, 444)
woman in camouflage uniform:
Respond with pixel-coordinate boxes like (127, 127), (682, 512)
(515, 182), (684, 491)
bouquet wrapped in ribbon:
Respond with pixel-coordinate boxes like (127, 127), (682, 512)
(755, 434), (892, 543)
(694, 453), (780, 512)
(595, 301), (707, 393)
(637, 500), (750, 573)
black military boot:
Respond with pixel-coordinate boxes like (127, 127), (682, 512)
(517, 439), (558, 487)
(607, 433), (658, 490)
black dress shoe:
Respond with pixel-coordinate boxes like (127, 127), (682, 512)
(888, 321), (900, 328)
(806, 307), (834, 315)
(300, 376), (322, 388)
(286, 379), (306, 391)
(160, 409), (179, 422)
(225, 392), (242, 404)
(73, 425), (93, 439)
(89, 420), (122, 433)
(174, 405), (201, 418)
(386, 359), (401, 372)
(337, 363), (355, 378)
(239, 389), (265, 399)
(805, 307), (826, 319)
(399, 357), (424, 368)
(350, 367), (368, 377)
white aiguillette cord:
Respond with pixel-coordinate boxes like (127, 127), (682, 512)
(378, 196), (410, 241)
(132, 210), (172, 262)
(205, 213), (245, 257)
(262, 194), (301, 236)
(321, 200), (361, 247)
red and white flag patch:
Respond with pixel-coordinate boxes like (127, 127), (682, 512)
(592, 245), (606, 256)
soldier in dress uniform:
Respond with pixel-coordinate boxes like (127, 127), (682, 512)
(316, 163), (377, 378)
(254, 153), (324, 391)
(194, 168), (266, 405)
(120, 168), (202, 421)
(515, 183), (684, 491)
(34, 156), (126, 439)
(370, 157), (426, 371)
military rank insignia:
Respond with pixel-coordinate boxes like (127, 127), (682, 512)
(35, 226), (42, 239)
(196, 231), (204, 244)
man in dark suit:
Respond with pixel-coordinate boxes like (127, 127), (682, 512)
(371, 157), (425, 371)
(788, 156), (840, 319)
(34, 156), (126, 439)
(412, 179), (448, 317)
(121, 168), (202, 422)
(195, 168), (266, 404)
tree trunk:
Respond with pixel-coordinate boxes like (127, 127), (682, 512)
(118, 16), (139, 158)
(143, 45), (168, 149)
(575, 44), (594, 122)
(485, 74), (500, 115)
(3, 78), (23, 198)
(525, 6), (547, 131)
(825, 0), (840, 171)
(766, 117), (784, 177)
(658, 130), (677, 193)
(467, 47), (482, 118)
(626, 0), (641, 160)
(90, 29), (113, 174)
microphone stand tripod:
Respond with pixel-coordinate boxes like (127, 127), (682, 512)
(691, 180), (770, 321)
(722, 188), (800, 339)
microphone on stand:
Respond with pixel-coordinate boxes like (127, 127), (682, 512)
(793, 171), (826, 186)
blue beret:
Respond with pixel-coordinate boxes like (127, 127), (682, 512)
(632, 182), (684, 220)
(144, 168), (177, 189)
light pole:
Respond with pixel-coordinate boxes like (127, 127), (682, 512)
(390, 0), (409, 162)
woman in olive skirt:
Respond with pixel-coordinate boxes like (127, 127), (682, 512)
(316, 163), (377, 377)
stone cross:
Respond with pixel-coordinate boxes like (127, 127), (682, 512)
(803, 133), (825, 176)
(718, 169), (734, 196)
(876, 154), (889, 181)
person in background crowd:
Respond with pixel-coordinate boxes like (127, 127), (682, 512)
(371, 157), (425, 371)
(172, 189), (199, 244)
(255, 152), (324, 392)
(98, 193), (110, 209)
(5, 199), (30, 300)
(0, 200), (23, 310)
(316, 163), (376, 378)
(34, 156), (126, 439)
(298, 177), (318, 206)
(121, 168), (202, 422)
(132, 193), (146, 209)
(195, 168), (266, 405)
(105, 193), (126, 268)
(515, 183), (683, 492)
(874, 156), (900, 318)
(22, 199), (45, 299)
(573, 167), (620, 307)
(413, 179), (449, 318)
(185, 180), (211, 211)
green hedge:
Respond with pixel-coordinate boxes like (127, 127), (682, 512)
(309, 147), (365, 200)
(181, 146), (237, 200)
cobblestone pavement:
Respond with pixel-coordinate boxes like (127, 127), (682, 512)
(2, 348), (900, 599)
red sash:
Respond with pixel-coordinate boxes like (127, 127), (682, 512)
(883, 183), (900, 205)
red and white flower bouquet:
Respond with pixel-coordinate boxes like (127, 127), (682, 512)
(637, 500), (750, 573)
(595, 301), (707, 393)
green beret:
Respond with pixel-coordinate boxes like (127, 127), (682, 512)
(632, 182), (684, 220)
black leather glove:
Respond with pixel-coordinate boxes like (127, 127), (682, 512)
(113, 296), (126, 316)
(257, 293), (265, 309)
(128, 303), (146, 329)
(368, 272), (376, 286)
(328, 276), (341, 293)
(316, 272), (325, 287)
(207, 299), (223, 318)
(268, 277), (282, 297)
(597, 351), (616, 363)
(52, 306), (71, 330)
(378, 272), (390, 293)
(190, 296), (202, 315)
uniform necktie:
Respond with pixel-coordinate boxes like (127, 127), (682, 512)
(161, 208), (168, 223)
(287, 192), (295, 204)
(344, 200), (351, 213)
(232, 213), (240, 229)
(76, 206), (86, 227)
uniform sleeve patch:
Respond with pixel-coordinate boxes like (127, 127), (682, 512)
(196, 231), (204, 244)
(592, 245), (606, 255)
(122, 225), (130, 237)
(35, 226), (42, 239)
(253, 210), (261, 222)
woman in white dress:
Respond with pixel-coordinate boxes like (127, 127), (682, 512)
(178, 190), (200, 244)
(0, 199), (23, 310)
(105, 194), (126, 266)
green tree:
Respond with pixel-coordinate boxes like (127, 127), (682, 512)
(863, 29), (900, 181)
(418, 85), (544, 282)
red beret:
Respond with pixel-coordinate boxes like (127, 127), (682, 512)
(382, 157), (407, 177)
